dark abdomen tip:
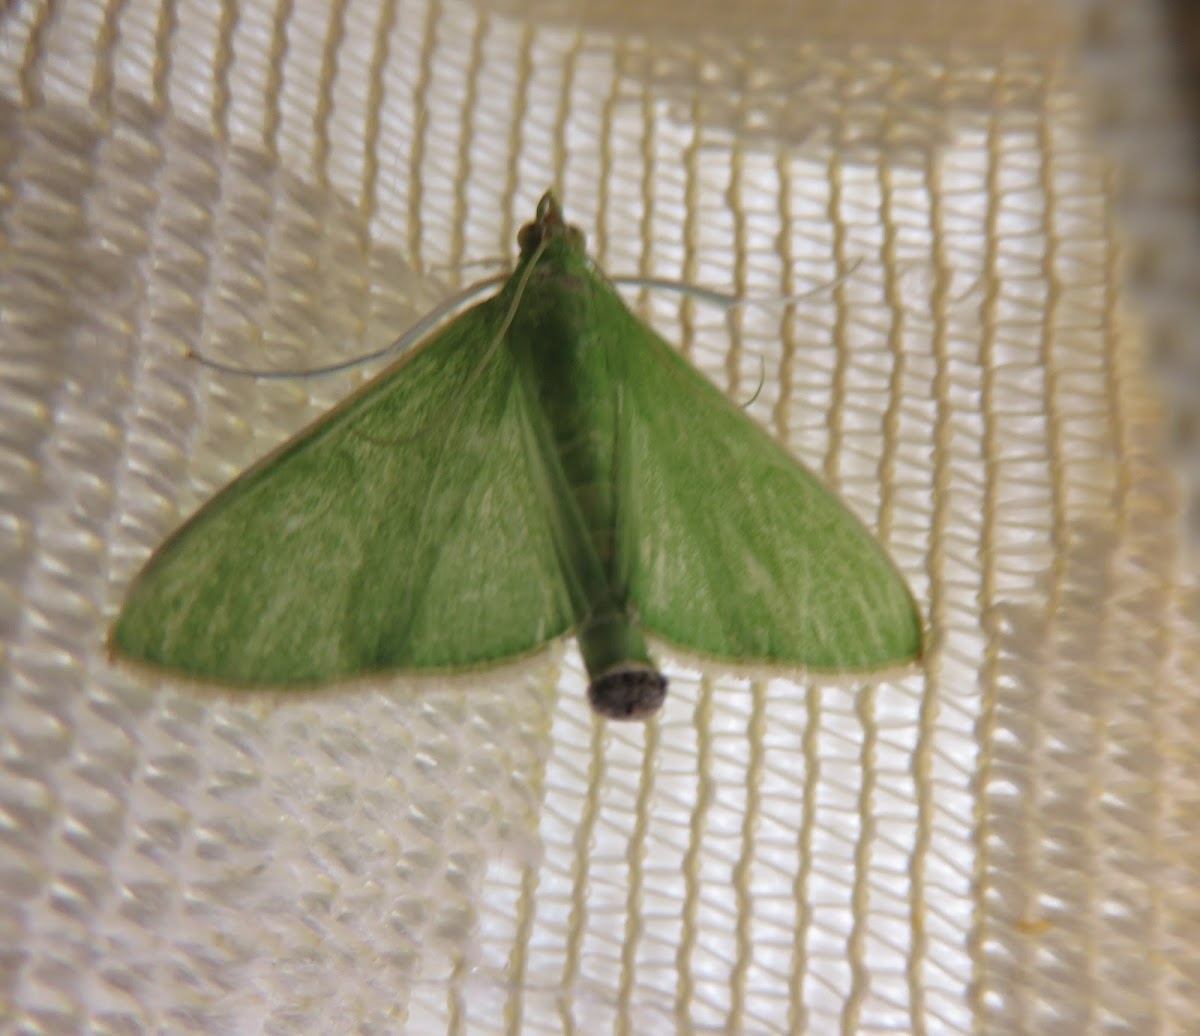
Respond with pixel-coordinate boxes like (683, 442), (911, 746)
(588, 665), (668, 720)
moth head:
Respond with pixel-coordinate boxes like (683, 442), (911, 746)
(518, 190), (586, 257)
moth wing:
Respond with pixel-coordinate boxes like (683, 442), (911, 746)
(617, 312), (922, 672)
(112, 299), (579, 686)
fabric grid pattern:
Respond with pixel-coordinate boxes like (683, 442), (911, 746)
(1, 1), (1196, 1034)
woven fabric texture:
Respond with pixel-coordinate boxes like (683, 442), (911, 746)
(2, 1), (1196, 1033)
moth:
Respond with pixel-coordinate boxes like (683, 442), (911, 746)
(112, 192), (922, 719)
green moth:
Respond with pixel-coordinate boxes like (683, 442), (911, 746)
(111, 192), (922, 720)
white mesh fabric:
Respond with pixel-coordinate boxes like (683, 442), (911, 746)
(1072, 0), (1200, 556)
(2, 1), (1198, 1033)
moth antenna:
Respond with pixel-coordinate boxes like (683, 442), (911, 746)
(188, 275), (508, 380)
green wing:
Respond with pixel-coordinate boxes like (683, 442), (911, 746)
(112, 298), (579, 686)
(618, 309), (923, 672)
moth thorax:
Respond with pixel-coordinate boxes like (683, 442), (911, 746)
(588, 665), (668, 720)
